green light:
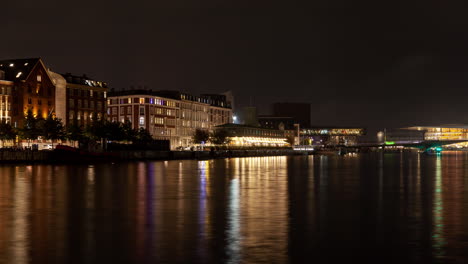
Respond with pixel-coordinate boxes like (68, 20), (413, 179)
(435, 147), (443, 152)
(385, 141), (395, 145)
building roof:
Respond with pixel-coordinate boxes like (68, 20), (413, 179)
(108, 89), (231, 108)
(61, 73), (108, 88)
(0, 58), (41, 81)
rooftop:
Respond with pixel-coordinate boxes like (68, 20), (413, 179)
(61, 73), (108, 88)
(0, 58), (41, 81)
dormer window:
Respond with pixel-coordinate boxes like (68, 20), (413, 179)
(37, 75), (42, 82)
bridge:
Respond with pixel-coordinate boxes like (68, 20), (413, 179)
(354, 139), (468, 152)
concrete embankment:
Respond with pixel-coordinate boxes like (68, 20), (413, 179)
(0, 149), (313, 163)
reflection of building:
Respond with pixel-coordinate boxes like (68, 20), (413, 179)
(215, 123), (289, 147)
(108, 90), (232, 148)
(273, 103), (311, 128)
(301, 127), (365, 146)
(63, 73), (108, 127)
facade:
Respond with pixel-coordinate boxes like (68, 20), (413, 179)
(273, 102), (311, 128)
(107, 90), (232, 148)
(62, 73), (108, 127)
(0, 76), (13, 124)
(214, 123), (289, 147)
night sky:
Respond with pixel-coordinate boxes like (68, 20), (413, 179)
(2, 0), (468, 133)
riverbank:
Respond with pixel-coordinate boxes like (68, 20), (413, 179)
(0, 149), (314, 163)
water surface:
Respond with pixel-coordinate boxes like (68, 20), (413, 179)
(0, 152), (468, 263)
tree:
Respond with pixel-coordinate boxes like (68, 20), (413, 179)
(210, 129), (230, 145)
(134, 128), (153, 144)
(0, 121), (17, 147)
(42, 114), (65, 147)
(104, 121), (125, 142)
(66, 123), (84, 148)
(192, 129), (209, 145)
(20, 109), (41, 144)
(122, 120), (137, 142)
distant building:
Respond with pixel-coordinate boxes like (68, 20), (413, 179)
(107, 89), (232, 148)
(273, 102), (311, 128)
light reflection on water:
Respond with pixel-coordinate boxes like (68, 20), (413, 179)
(0, 154), (468, 263)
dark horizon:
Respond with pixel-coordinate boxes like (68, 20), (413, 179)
(2, 0), (468, 132)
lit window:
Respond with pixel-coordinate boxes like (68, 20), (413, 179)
(128, 98), (131, 104)
(139, 98), (145, 104)
(37, 75), (41, 82)
(139, 117), (145, 126)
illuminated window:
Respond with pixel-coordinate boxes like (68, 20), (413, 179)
(139, 117), (145, 126)
(139, 98), (145, 104)
(37, 75), (41, 82)
(128, 98), (131, 104)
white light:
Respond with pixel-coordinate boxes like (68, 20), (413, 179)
(24, 63), (28, 66)
(9, 63), (14, 67)
(16, 72), (22, 78)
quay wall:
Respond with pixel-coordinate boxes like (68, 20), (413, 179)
(0, 149), (313, 163)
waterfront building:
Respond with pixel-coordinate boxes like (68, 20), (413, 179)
(62, 73), (108, 127)
(214, 123), (289, 147)
(0, 58), (56, 127)
(107, 89), (232, 148)
(301, 127), (365, 146)
(404, 125), (468, 141)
